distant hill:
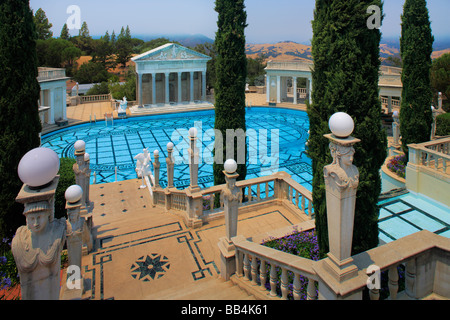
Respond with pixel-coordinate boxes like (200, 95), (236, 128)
(134, 34), (214, 48)
(246, 39), (450, 63)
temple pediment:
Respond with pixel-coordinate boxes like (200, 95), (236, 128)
(132, 43), (211, 62)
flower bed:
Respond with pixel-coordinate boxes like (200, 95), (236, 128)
(0, 237), (20, 300)
(387, 154), (407, 179)
(261, 227), (319, 300)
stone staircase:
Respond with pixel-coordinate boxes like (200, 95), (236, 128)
(144, 276), (256, 300)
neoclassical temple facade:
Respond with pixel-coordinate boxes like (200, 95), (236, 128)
(38, 67), (69, 125)
(132, 43), (212, 107)
(265, 61), (403, 110)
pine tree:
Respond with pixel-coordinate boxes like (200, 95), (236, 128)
(60, 23), (70, 40)
(33, 8), (53, 40)
(400, 0), (434, 157)
(308, 0), (387, 256)
(0, 0), (42, 239)
(213, 0), (248, 186)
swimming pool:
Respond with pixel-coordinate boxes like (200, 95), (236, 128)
(41, 107), (312, 190)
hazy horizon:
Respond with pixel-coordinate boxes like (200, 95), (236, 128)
(30, 0), (450, 44)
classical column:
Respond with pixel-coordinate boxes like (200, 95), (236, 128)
(62, 185), (85, 299)
(218, 159), (242, 281)
(49, 89), (55, 124)
(153, 150), (161, 188)
(266, 75), (270, 103)
(138, 73), (143, 106)
(276, 76), (281, 103)
(322, 113), (360, 283)
(392, 111), (400, 147)
(165, 72), (170, 104)
(388, 96), (393, 114)
(190, 71), (195, 103)
(188, 128), (200, 192)
(62, 87), (67, 120)
(307, 78), (313, 105)
(178, 72), (182, 104)
(202, 71), (207, 101)
(152, 73), (156, 105)
(293, 76), (298, 104)
(12, 148), (66, 300)
(438, 92), (443, 111)
(166, 142), (174, 189)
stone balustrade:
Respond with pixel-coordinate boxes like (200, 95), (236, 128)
(230, 230), (449, 300)
(151, 171), (313, 228)
(79, 94), (112, 104)
(406, 137), (450, 206)
(37, 67), (67, 81)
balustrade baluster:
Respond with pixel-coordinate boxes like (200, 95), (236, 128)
(301, 195), (305, 212)
(251, 256), (258, 286)
(235, 250), (243, 277)
(248, 185), (252, 202)
(209, 194), (215, 211)
(293, 273), (301, 300)
(405, 259), (416, 299)
(269, 264), (278, 297)
(239, 188), (244, 204)
(443, 159), (447, 173)
(260, 260), (267, 291)
(281, 268), (289, 300)
(257, 184), (261, 201)
(388, 266), (399, 300)
(243, 253), (250, 281)
(289, 186), (293, 202)
(307, 279), (318, 300)
(369, 287), (380, 300)
(295, 191), (299, 209)
(435, 155), (439, 170)
(265, 182), (269, 199)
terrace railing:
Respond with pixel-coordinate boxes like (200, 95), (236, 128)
(151, 171), (313, 227)
(408, 137), (450, 176)
(37, 67), (67, 81)
(80, 94), (112, 104)
(231, 230), (449, 300)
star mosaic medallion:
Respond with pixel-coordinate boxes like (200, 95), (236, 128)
(130, 254), (170, 282)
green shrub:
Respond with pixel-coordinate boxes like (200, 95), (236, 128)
(436, 113), (450, 136)
(54, 158), (76, 220)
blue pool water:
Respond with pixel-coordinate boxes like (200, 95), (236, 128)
(41, 107), (312, 189)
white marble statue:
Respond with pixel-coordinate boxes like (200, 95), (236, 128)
(117, 97), (128, 114)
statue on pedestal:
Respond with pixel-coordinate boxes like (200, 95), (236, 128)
(117, 96), (128, 114)
(324, 142), (359, 190)
(11, 201), (66, 300)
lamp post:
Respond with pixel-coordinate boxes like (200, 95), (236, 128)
(322, 112), (360, 283)
(12, 148), (66, 300)
(218, 159), (242, 281)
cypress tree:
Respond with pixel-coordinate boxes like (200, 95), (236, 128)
(60, 23), (70, 40)
(308, 0), (387, 256)
(400, 0), (434, 157)
(213, 0), (248, 186)
(0, 0), (42, 239)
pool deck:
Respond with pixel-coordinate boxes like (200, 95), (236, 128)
(42, 93), (307, 135)
(75, 178), (312, 300)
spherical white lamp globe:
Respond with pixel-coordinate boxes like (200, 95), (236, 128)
(167, 142), (174, 150)
(18, 148), (60, 188)
(154, 150), (159, 157)
(74, 140), (86, 152)
(84, 152), (90, 162)
(224, 159), (238, 174)
(189, 127), (198, 138)
(329, 112), (354, 138)
(65, 185), (83, 203)
(393, 111), (399, 118)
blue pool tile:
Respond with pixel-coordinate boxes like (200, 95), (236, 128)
(384, 201), (412, 214)
(402, 210), (446, 233)
(379, 217), (421, 240)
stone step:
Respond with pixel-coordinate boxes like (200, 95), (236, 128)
(145, 276), (256, 300)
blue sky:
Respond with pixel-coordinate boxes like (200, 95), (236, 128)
(29, 0), (450, 44)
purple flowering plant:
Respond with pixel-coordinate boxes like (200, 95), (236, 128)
(387, 155), (407, 179)
(261, 227), (319, 300)
(0, 237), (19, 299)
